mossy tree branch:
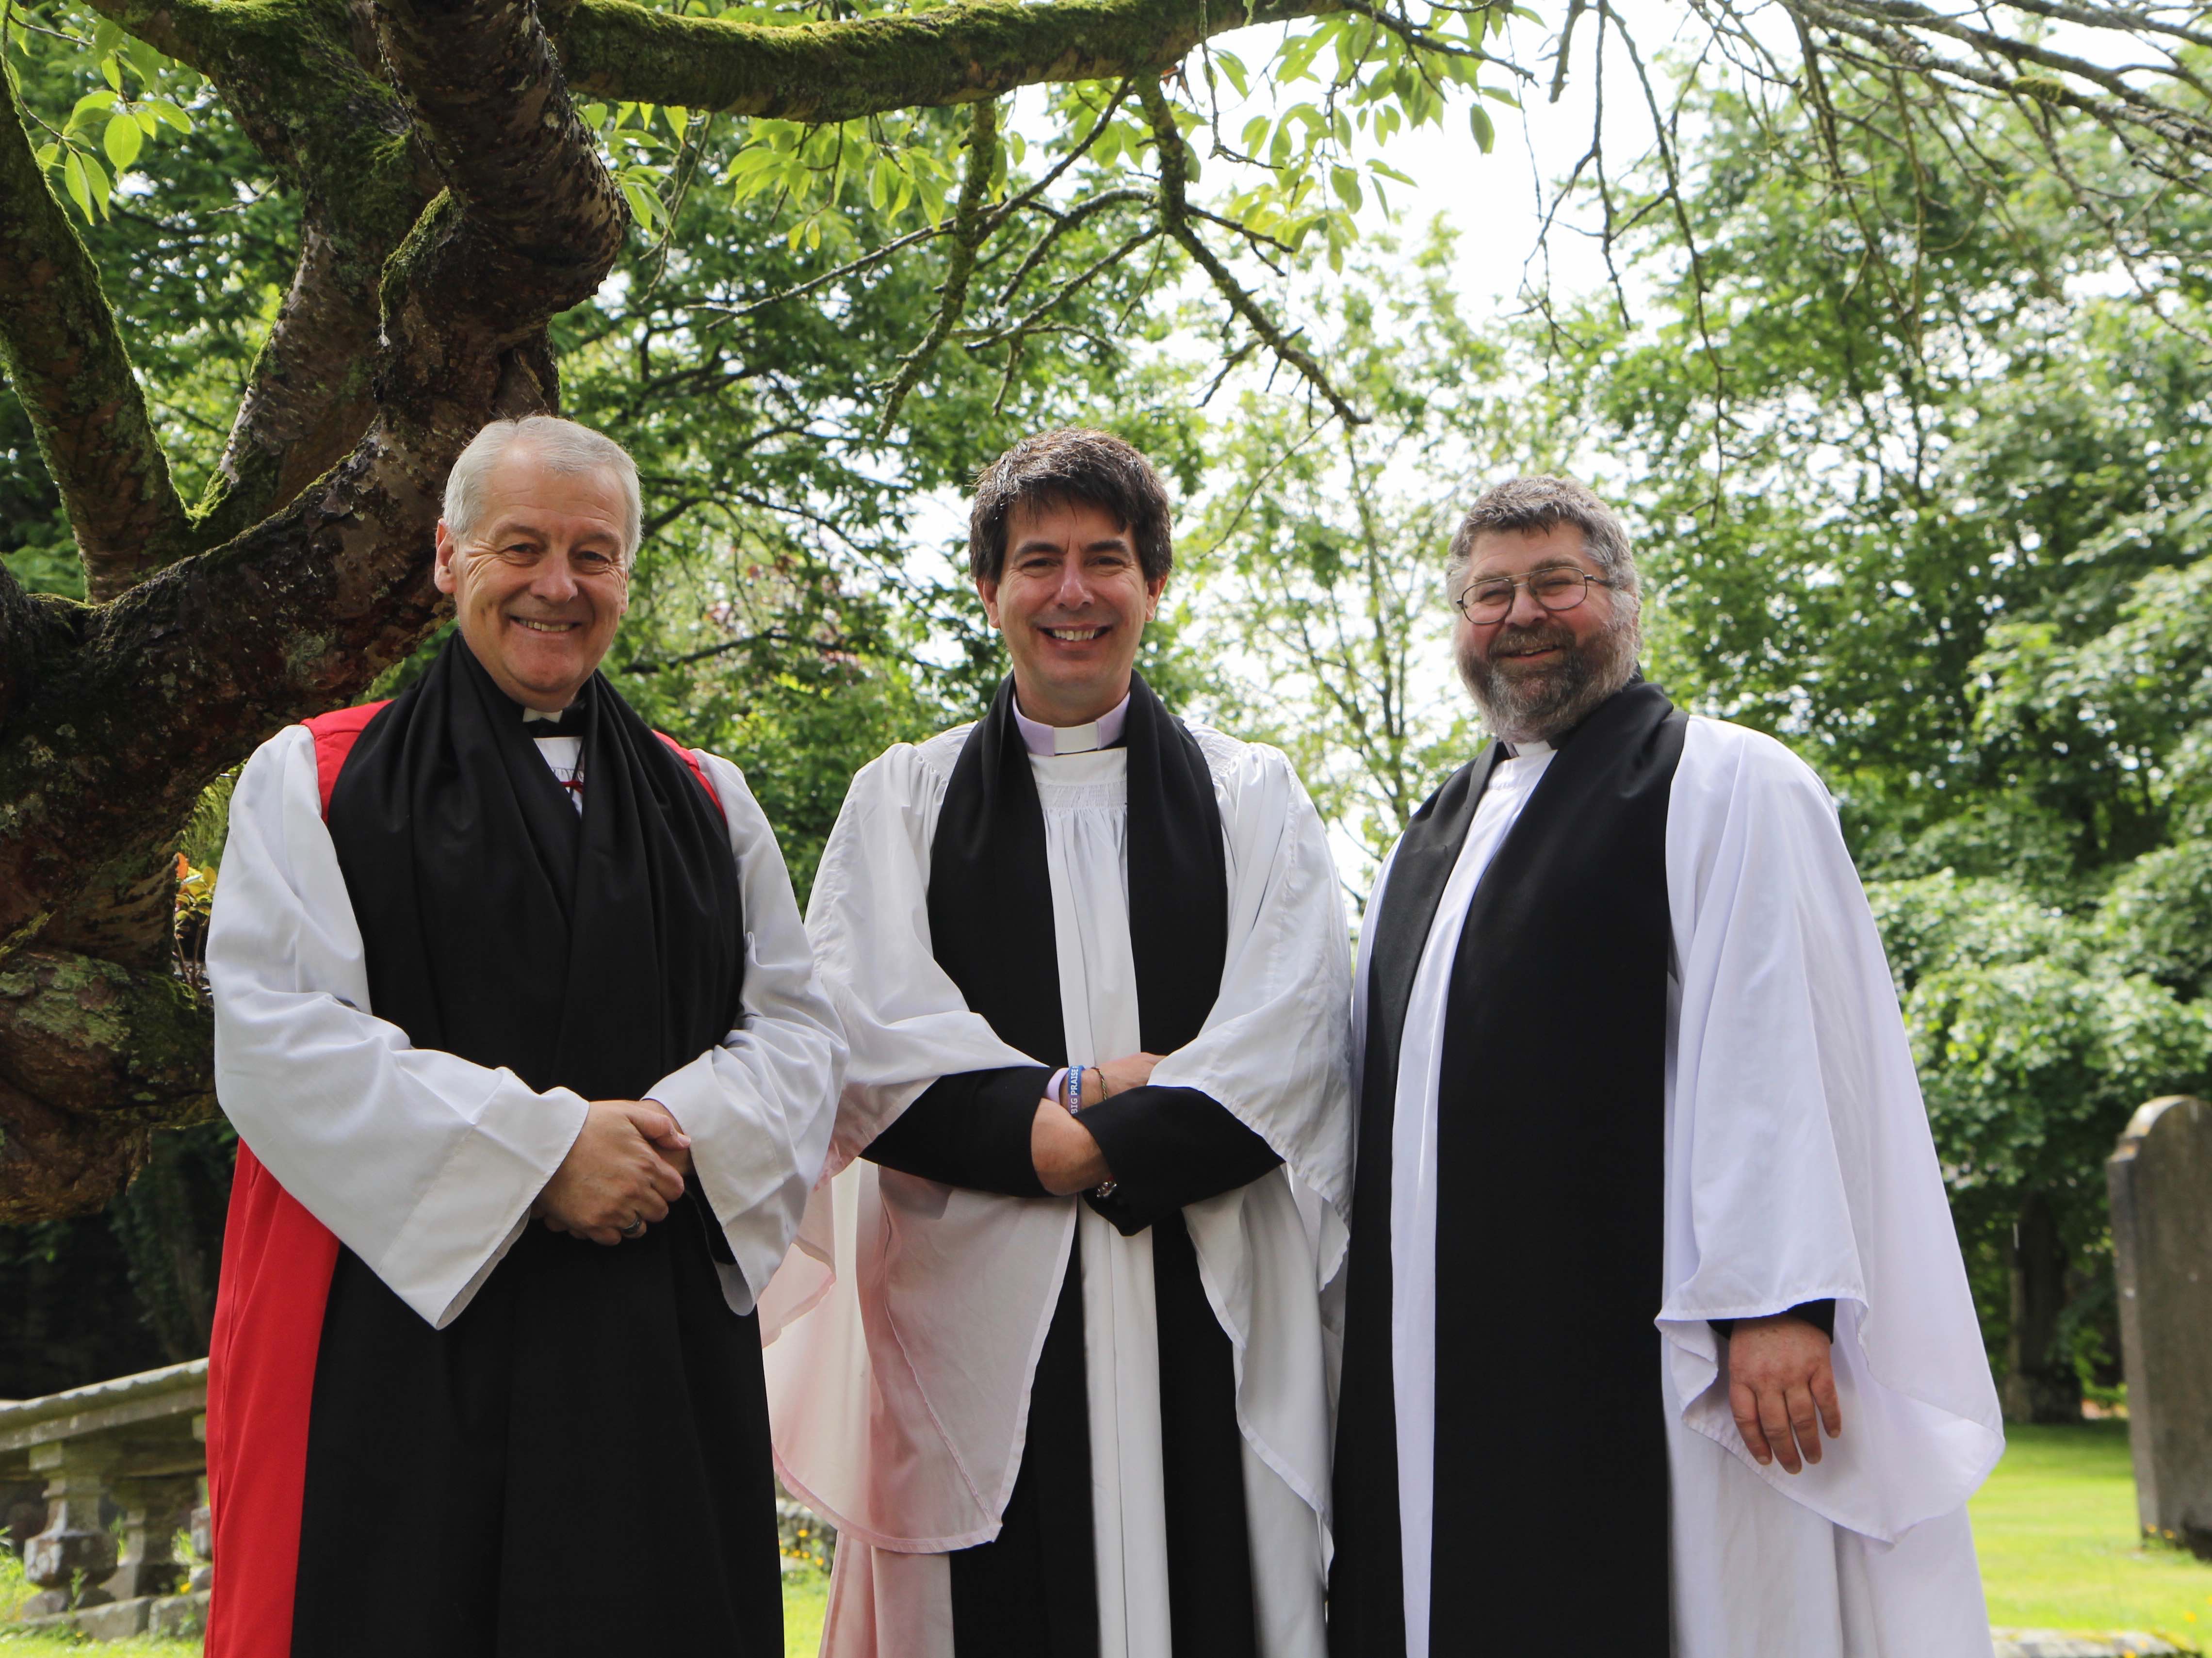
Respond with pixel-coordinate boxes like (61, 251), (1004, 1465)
(558, 0), (1347, 120)
(877, 98), (998, 435)
(1139, 81), (1362, 427)
(0, 67), (195, 603)
(76, 0), (438, 554)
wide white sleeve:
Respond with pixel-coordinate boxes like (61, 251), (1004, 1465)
(208, 726), (591, 1329)
(802, 740), (1039, 1174)
(1148, 741), (1356, 1229)
(1659, 718), (2004, 1542)
(647, 750), (846, 1315)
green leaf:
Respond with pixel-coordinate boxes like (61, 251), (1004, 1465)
(1370, 160), (1416, 187)
(134, 107), (160, 135)
(1469, 102), (1495, 153)
(621, 181), (661, 228)
(91, 19), (125, 58)
(1241, 114), (1271, 154)
(101, 55), (124, 93)
(80, 150), (112, 214)
(582, 102), (609, 128)
(104, 110), (143, 169)
(62, 150), (93, 219)
(71, 89), (121, 123)
(1331, 164), (1362, 211)
(146, 97), (193, 133)
(1481, 83), (1522, 109)
(1216, 49), (1250, 98)
(34, 142), (59, 168)
(126, 36), (164, 85)
(914, 167), (948, 228)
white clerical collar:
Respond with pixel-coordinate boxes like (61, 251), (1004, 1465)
(521, 705), (572, 723)
(1500, 738), (1554, 760)
(1013, 691), (1131, 756)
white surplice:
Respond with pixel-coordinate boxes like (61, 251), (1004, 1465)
(208, 722), (846, 1329)
(763, 721), (1353, 1658)
(1357, 715), (2003, 1658)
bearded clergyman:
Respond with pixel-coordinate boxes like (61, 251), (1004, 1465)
(1326, 475), (2004, 1658)
(760, 428), (1352, 1658)
(202, 416), (844, 1657)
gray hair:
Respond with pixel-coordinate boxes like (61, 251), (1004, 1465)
(1445, 474), (1640, 620)
(443, 416), (643, 565)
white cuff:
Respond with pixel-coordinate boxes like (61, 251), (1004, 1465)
(381, 1073), (590, 1328)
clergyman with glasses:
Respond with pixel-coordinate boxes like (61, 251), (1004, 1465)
(1326, 474), (2004, 1657)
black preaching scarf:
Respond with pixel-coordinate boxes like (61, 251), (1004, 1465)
(924, 671), (1250, 1658)
(1329, 679), (1686, 1658)
(293, 635), (774, 1658)
(927, 671), (1227, 1065)
(325, 633), (744, 1099)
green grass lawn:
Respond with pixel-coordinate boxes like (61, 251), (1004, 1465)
(0, 1429), (2195, 1656)
(1974, 1420), (2212, 1645)
(0, 1560), (833, 1657)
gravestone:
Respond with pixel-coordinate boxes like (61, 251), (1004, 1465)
(2107, 1095), (2212, 1556)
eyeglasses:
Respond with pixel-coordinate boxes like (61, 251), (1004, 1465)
(1454, 566), (1615, 623)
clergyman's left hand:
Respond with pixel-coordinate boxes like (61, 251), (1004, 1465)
(1725, 1313), (1842, 1474)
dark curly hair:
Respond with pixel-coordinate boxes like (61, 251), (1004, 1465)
(968, 428), (1174, 585)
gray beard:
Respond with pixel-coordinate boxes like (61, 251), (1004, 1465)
(1456, 611), (1642, 746)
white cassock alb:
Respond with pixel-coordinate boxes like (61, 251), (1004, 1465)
(762, 717), (1352, 1658)
(1360, 715), (2002, 1658)
(211, 722), (843, 1327)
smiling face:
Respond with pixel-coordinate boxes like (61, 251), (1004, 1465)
(432, 447), (633, 712)
(1453, 520), (1639, 743)
(977, 496), (1166, 727)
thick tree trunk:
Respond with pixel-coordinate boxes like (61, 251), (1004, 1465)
(2003, 1191), (2082, 1425)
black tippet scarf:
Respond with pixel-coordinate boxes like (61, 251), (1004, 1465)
(926, 671), (1228, 1064)
(326, 634), (745, 1098)
(1328, 679), (1687, 1658)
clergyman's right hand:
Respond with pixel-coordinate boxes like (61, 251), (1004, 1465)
(535, 1100), (689, 1247)
(1091, 1051), (1165, 1101)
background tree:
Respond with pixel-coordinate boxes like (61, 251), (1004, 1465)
(1565, 61), (2212, 1420)
(1182, 38), (2212, 1416)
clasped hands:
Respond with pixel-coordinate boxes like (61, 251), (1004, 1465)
(1725, 1313), (1843, 1474)
(1029, 1050), (1162, 1195)
(533, 1099), (692, 1246)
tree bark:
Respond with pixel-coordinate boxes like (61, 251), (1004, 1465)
(0, 70), (193, 601)
(2002, 1190), (2082, 1424)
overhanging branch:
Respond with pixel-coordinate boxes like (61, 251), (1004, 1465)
(0, 67), (194, 603)
(560, 0), (1347, 121)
